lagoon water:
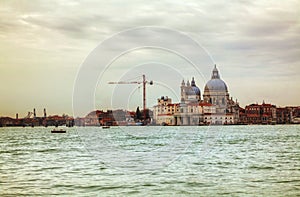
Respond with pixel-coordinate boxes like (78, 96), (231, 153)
(0, 125), (299, 196)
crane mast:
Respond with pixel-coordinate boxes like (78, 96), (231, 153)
(142, 74), (146, 121)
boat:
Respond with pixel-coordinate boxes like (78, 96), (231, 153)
(51, 129), (66, 133)
(135, 122), (144, 126)
(102, 126), (110, 129)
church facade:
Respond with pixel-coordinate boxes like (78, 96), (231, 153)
(153, 65), (240, 125)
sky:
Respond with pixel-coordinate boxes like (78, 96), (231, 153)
(0, 0), (299, 117)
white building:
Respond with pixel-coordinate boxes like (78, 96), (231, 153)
(203, 65), (239, 125)
(153, 96), (179, 125)
(153, 65), (239, 125)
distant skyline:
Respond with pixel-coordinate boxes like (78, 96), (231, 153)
(1, 0), (299, 117)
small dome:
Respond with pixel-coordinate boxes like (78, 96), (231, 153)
(186, 86), (201, 95)
(187, 77), (201, 96)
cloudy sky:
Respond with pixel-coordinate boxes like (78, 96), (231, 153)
(0, 0), (299, 117)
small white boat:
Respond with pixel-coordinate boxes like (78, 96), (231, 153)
(135, 122), (143, 126)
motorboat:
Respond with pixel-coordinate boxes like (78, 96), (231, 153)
(51, 129), (66, 133)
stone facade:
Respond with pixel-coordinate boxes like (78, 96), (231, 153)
(153, 65), (240, 125)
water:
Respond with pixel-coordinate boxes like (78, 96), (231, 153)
(0, 125), (299, 196)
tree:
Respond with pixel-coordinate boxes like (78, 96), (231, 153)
(135, 107), (142, 122)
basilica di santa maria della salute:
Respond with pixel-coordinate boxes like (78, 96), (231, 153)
(153, 65), (240, 125)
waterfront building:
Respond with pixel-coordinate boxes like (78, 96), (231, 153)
(174, 102), (203, 125)
(175, 77), (203, 125)
(0, 117), (15, 127)
(276, 106), (300, 124)
(80, 109), (137, 126)
(237, 107), (248, 124)
(202, 103), (235, 125)
(291, 107), (300, 123)
(245, 102), (277, 124)
(203, 65), (239, 124)
(84, 110), (101, 126)
(153, 96), (179, 125)
(153, 65), (239, 125)
(46, 115), (70, 127)
(276, 107), (292, 124)
(125, 111), (136, 125)
(97, 110), (115, 126)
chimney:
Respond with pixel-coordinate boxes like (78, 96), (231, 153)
(44, 108), (47, 118)
(16, 113), (18, 120)
(33, 108), (36, 118)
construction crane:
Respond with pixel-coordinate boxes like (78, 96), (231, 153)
(108, 74), (153, 123)
(24, 112), (33, 119)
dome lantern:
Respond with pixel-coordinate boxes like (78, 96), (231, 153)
(191, 77), (196, 86)
(212, 64), (220, 79)
(187, 80), (190, 86)
(181, 79), (185, 86)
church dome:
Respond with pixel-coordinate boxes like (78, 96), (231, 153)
(204, 65), (228, 92)
(191, 86), (201, 95)
(205, 79), (228, 92)
(187, 77), (201, 96)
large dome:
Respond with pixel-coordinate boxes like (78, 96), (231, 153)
(204, 65), (228, 93)
(204, 78), (228, 92)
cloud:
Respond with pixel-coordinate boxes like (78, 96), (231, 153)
(0, 0), (299, 116)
